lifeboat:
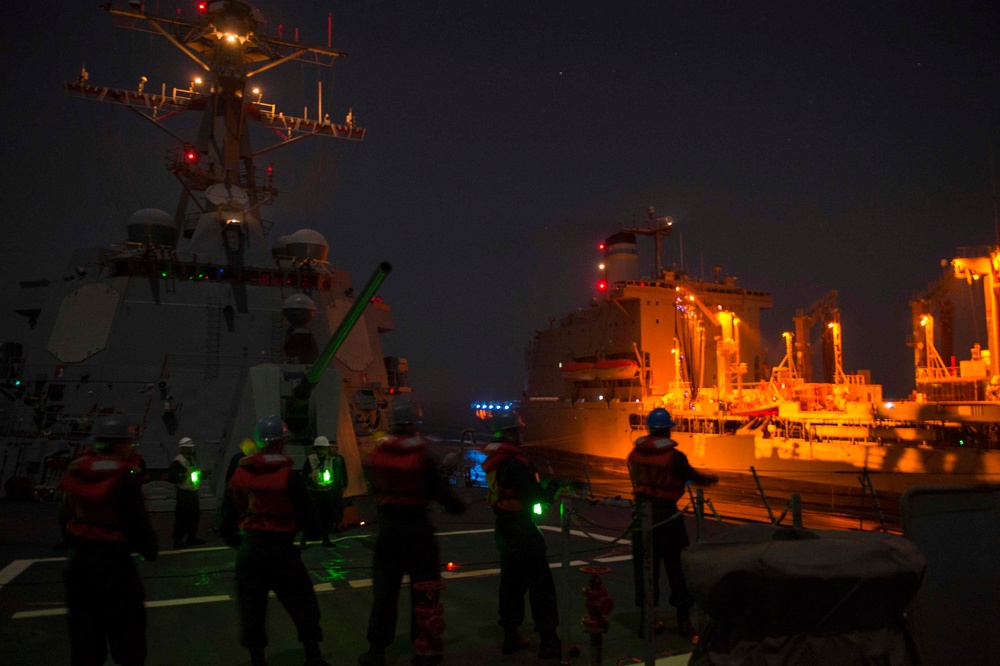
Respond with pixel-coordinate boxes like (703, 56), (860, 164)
(593, 359), (640, 380)
(561, 362), (596, 382)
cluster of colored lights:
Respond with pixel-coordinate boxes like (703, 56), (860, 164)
(596, 241), (607, 292)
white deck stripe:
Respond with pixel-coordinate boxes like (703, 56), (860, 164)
(539, 525), (627, 543)
(593, 555), (633, 563)
(0, 560), (34, 588)
(145, 595), (231, 608)
(434, 528), (494, 536)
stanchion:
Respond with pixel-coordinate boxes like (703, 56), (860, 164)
(640, 498), (655, 666)
(560, 498), (572, 665)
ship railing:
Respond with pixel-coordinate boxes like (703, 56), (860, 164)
(916, 366), (959, 381)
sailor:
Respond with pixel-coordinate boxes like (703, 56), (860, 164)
(628, 407), (718, 637)
(358, 397), (466, 666)
(169, 436), (205, 549)
(481, 410), (562, 660)
(59, 414), (159, 666)
(300, 435), (348, 549)
(220, 415), (330, 666)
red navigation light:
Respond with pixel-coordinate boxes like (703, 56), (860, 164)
(597, 242), (606, 251)
(597, 280), (608, 292)
(197, 2), (208, 13)
(185, 150), (197, 162)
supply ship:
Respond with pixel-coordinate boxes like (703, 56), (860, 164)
(0, 1), (409, 501)
(521, 208), (1000, 494)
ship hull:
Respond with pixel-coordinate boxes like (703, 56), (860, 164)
(521, 399), (1000, 495)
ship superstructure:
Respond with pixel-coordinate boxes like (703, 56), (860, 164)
(521, 210), (1000, 494)
(0, 2), (407, 500)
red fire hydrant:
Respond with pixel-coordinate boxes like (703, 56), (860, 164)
(413, 580), (448, 657)
(581, 566), (614, 665)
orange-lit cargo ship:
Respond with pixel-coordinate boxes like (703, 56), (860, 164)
(520, 212), (1000, 495)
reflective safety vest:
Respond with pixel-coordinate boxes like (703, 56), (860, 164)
(482, 442), (535, 511)
(173, 454), (200, 491)
(60, 455), (136, 543)
(627, 435), (687, 502)
(306, 453), (337, 491)
(368, 435), (430, 506)
(229, 453), (297, 533)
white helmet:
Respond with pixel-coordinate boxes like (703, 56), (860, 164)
(178, 436), (195, 450)
(313, 436), (331, 447)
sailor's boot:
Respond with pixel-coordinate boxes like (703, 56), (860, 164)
(501, 628), (530, 654)
(677, 607), (695, 637)
(358, 649), (386, 666)
(538, 630), (562, 660)
(303, 641), (331, 666)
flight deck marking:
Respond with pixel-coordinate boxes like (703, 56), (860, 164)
(539, 525), (629, 543)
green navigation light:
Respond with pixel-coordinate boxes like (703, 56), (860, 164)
(533, 503), (543, 515)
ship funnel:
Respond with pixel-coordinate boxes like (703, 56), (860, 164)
(604, 232), (639, 285)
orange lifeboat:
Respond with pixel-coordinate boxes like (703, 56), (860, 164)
(593, 359), (639, 380)
(561, 362), (596, 382)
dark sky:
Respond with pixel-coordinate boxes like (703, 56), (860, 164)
(3, 1), (999, 402)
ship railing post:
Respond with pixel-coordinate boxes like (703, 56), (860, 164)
(639, 498), (655, 666)
(694, 487), (705, 542)
(791, 493), (802, 528)
(751, 466), (777, 524)
(858, 467), (886, 531)
(560, 497), (571, 665)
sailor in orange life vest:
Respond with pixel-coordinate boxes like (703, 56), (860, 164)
(220, 415), (331, 666)
(481, 410), (562, 659)
(628, 407), (718, 637)
(358, 397), (466, 666)
(59, 414), (159, 666)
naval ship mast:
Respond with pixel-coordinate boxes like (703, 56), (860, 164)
(66, 1), (364, 268)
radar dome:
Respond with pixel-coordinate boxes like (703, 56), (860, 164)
(271, 235), (291, 259)
(284, 229), (329, 263)
(282, 293), (317, 327)
(126, 208), (178, 247)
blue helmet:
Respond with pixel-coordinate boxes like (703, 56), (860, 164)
(646, 408), (676, 431)
(252, 414), (288, 448)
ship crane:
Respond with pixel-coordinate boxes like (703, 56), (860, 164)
(64, 1), (365, 246)
(792, 290), (839, 383)
(675, 288), (744, 400)
(910, 261), (955, 375)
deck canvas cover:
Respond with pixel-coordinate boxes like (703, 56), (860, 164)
(682, 524), (926, 665)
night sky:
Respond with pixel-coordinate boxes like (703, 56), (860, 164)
(3, 1), (998, 403)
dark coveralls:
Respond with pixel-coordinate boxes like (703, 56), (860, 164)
(627, 435), (715, 611)
(168, 453), (201, 547)
(60, 453), (159, 666)
(302, 452), (348, 541)
(221, 452), (322, 652)
(363, 434), (466, 656)
(482, 443), (559, 636)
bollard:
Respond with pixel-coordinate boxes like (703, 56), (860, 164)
(581, 566), (614, 665)
(412, 580), (448, 658)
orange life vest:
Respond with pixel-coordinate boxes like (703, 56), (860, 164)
(482, 442), (534, 511)
(627, 435), (688, 502)
(367, 435), (431, 505)
(60, 455), (136, 543)
(228, 453), (298, 533)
